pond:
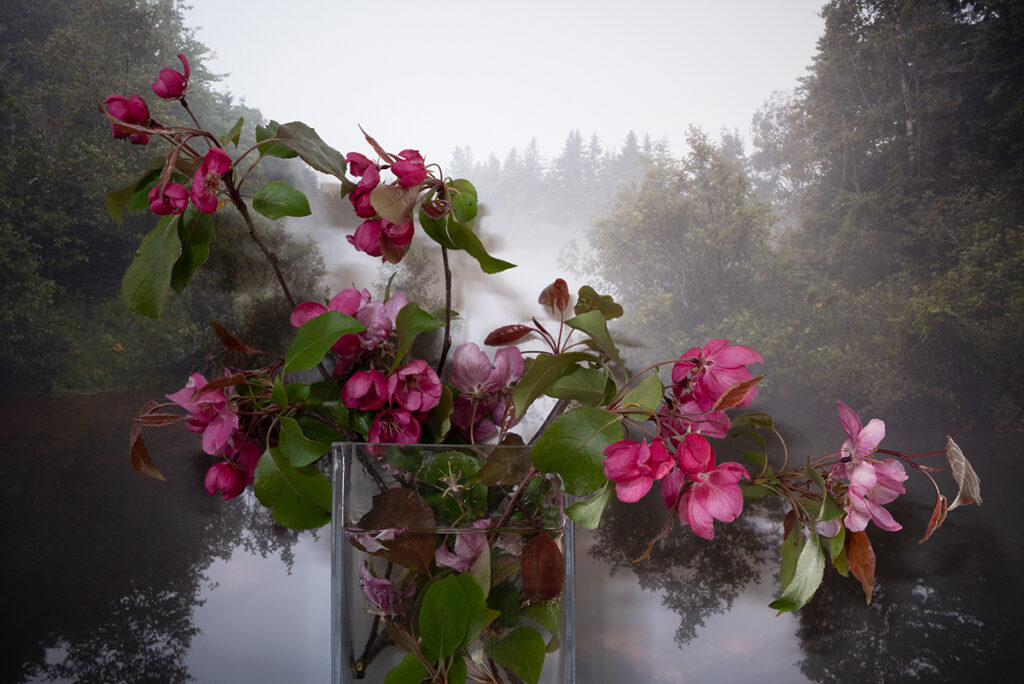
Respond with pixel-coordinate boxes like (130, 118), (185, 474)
(1, 391), (1016, 682)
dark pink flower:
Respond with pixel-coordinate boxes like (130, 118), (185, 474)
(341, 370), (388, 411)
(844, 459), (907, 532)
(659, 395), (731, 440)
(603, 438), (675, 502)
(359, 562), (415, 618)
(166, 372), (239, 456)
(368, 408), (421, 444)
(660, 433), (748, 539)
(391, 149), (427, 188)
(836, 401), (885, 464)
(388, 360), (442, 412)
(434, 519), (491, 572)
(190, 148), (232, 214)
(348, 159), (380, 218)
(672, 339), (762, 410)
(347, 219), (384, 257)
(148, 181), (188, 215)
(152, 53), (190, 100)
(103, 94), (150, 144)
(346, 152), (375, 177)
(204, 441), (261, 501)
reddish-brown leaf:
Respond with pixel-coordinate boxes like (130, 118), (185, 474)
(633, 506), (677, 563)
(128, 425), (166, 481)
(210, 318), (261, 355)
(484, 324), (536, 346)
(521, 533), (565, 602)
(422, 199), (448, 220)
(538, 279), (571, 313)
(132, 412), (184, 428)
(711, 375), (765, 412)
(946, 436), (982, 510)
(846, 530), (876, 604)
(353, 488), (436, 574)
(782, 507), (799, 541)
(203, 373), (247, 391)
(360, 126), (396, 164)
(919, 494), (948, 544)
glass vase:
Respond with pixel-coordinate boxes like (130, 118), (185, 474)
(332, 442), (575, 684)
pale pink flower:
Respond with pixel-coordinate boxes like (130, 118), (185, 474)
(341, 370), (388, 411)
(836, 401), (886, 464)
(190, 148), (232, 214)
(672, 339), (762, 410)
(388, 360), (442, 412)
(166, 372), (238, 456)
(369, 408), (421, 445)
(844, 459), (907, 532)
(603, 438), (675, 502)
(391, 149), (427, 188)
(434, 519), (491, 572)
(449, 344), (523, 395)
(356, 292), (407, 351)
(152, 53), (190, 100)
(660, 433), (749, 540)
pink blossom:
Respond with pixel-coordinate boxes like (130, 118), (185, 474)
(152, 53), (190, 100)
(388, 360), (442, 412)
(190, 148), (232, 214)
(391, 149), (427, 188)
(659, 395), (731, 440)
(603, 438), (675, 502)
(348, 160), (380, 218)
(359, 563), (415, 618)
(347, 218), (415, 260)
(348, 527), (404, 553)
(449, 344), (524, 395)
(148, 181), (188, 215)
(434, 519), (491, 572)
(166, 372), (239, 456)
(204, 441), (261, 501)
(672, 339), (762, 410)
(844, 459), (907, 532)
(356, 293), (407, 351)
(103, 94), (150, 144)
(836, 401), (885, 464)
(369, 408), (421, 444)
(341, 370), (388, 411)
(346, 152), (376, 177)
(660, 433), (749, 540)
(290, 288), (370, 362)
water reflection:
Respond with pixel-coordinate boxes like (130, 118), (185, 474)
(1, 392), (324, 683)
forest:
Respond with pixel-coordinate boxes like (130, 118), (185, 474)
(2, 0), (1022, 429)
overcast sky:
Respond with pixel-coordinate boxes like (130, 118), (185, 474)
(183, 0), (826, 165)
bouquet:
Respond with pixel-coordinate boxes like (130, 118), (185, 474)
(100, 53), (983, 684)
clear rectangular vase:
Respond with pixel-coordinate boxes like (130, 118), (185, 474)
(332, 442), (575, 684)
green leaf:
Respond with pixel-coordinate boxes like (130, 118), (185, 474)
(108, 161), (163, 225)
(275, 121), (355, 191)
(513, 352), (596, 420)
(420, 574), (470, 660)
(574, 285), (622, 319)
(740, 483), (770, 501)
(278, 416), (329, 467)
(805, 461), (843, 522)
(769, 526), (825, 613)
(271, 377), (289, 409)
(392, 302), (444, 370)
(418, 207), (458, 249)
(456, 573), (489, 648)
(446, 219), (515, 274)
(253, 447), (331, 529)
(520, 601), (560, 636)
(121, 215), (182, 319)
(253, 181), (312, 220)
(448, 178), (478, 222)
(469, 438), (532, 486)
(731, 412), (775, 430)
(486, 626), (546, 684)
(255, 120), (298, 159)
(283, 311), (365, 373)
(565, 481), (615, 529)
(220, 116), (244, 148)
(170, 208), (213, 293)
(425, 385), (453, 442)
(488, 581), (521, 628)
(545, 365), (612, 406)
(384, 653), (429, 684)
(620, 373), (664, 418)
(530, 407), (622, 496)
(565, 310), (621, 365)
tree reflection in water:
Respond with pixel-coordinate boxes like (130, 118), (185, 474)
(2, 392), (305, 683)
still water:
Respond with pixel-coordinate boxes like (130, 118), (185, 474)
(1, 392), (1018, 682)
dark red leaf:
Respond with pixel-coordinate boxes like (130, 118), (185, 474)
(521, 533), (565, 602)
(484, 324), (536, 346)
(128, 425), (166, 481)
(132, 412), (184, 428)
(918, 494), (948, 544)
(711, 375), (764, 412)
(846, 530), (876, 604)
(210, 318), (262, 355)
(352, 488), (436, 574)
(538, 279), (571, 313)
(422, 199), (448, 220)
(203, 373), (247, 391)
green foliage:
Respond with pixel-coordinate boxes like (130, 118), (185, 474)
(253, 447), (332, 529)
(530, 406), (622, 496)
